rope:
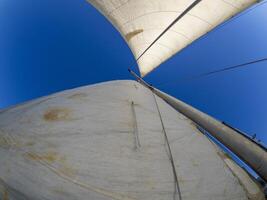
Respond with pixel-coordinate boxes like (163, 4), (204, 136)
(152, 93), (182, 200)
(158, 57), (267, 87)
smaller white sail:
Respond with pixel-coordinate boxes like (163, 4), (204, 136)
(87, 0), (257, 76)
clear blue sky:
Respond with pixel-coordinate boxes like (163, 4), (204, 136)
(0, 0), (267, 144)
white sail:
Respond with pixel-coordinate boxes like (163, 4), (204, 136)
(87, 0), (258, 76)
(0, 80), (264, 199)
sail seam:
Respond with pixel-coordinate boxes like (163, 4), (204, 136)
(220, 0), (239, 9)
(120, 10), (213, 28)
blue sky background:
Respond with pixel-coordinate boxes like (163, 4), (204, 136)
(0, 0), (267, 145)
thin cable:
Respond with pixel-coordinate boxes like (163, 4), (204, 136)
(159, 57), (267, 87)
(173, 0), (267, 57)
(152, 93), (183, 200)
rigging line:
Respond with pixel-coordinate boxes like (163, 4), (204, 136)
(152, 93), (182, 200)
(172, 1), (267, 58)
(134, 0), (202, 63)
(158, 57), (267, 87)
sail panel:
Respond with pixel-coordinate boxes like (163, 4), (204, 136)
(87, 0), (257, 76)
(0, 80), (264, 199)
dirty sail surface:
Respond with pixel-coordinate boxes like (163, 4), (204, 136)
(86, 0), (257, 76)
(0, 80), (264, 199)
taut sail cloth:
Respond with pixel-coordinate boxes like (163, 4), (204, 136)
(86, 0), (258, 76)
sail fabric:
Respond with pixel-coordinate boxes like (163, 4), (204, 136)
(87, 0), (257, 76)
(0, 80), (264, 199)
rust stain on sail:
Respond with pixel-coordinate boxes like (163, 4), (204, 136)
(43, 108), (71, 122)
(25, 152), (60, 163)
(125, 29), (143, 41)
(25, 151), (76, 177)
(2, 188), (8, 200)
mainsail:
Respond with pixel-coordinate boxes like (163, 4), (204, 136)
(0, 80), (265, 199)
(87, 0), (258, 76)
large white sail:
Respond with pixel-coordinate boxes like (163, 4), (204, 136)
(0, 80), (264, 199)
(87, 0), (258, 76)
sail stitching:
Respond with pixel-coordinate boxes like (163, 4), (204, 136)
(152, 93), (182, 200)
(120, 10), (213, 28)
